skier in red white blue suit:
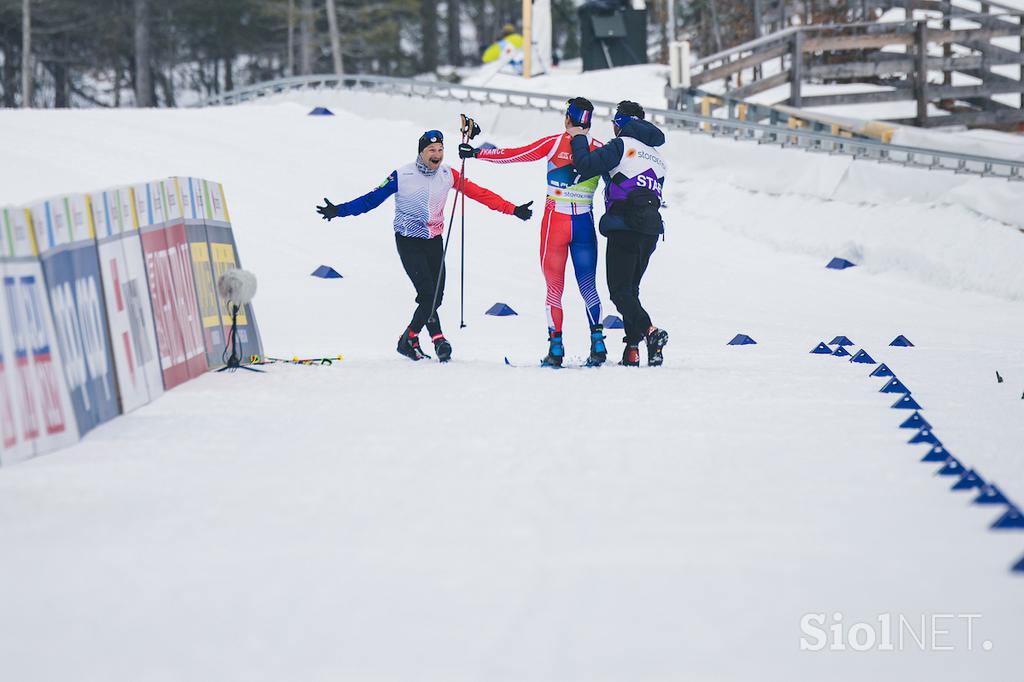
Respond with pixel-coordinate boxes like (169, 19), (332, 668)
(316, 130), (534, 363)
(459, 97), (607, 368)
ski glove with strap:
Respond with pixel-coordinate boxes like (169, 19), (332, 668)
(513, 201), (534, 221)
(458, 143), (480, 159)
(316, 198), (339, 221)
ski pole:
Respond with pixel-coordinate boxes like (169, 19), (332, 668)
(426, 122), (470, 326)
(459, 154), (467, 329)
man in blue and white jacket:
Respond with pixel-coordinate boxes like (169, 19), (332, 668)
(317, 130), (533, 362)
(568, 100), (670, 368)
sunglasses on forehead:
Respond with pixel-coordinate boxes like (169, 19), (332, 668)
(422, 130), (444, 144)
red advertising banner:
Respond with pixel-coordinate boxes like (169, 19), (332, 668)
(135, 183), (207, 390)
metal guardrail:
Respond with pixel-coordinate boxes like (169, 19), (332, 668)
(194, 74), (1024, 182)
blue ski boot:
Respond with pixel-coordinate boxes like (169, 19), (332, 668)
(541, 331), (564, 368)
(587, 324), (607, 366)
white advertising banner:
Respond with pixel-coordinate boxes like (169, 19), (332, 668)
(0, 206), (79, 465)
(93, 188), (164, 413)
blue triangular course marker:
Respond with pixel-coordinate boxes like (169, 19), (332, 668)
(308, 106), (334, 116)
(849, 349), (876, 364)
(829, 335), (854, 346)
(891, 394), (921, 409)
(870, 363), (894, 378)
(908, 429), (939, 445)
(974, 484), (1009, 506)
(728, 334), (756, 345)
(486, 303), (517, 316)
(880, 377), (910, 394)
(890, 335), (914, 347)
(921, 445), (951, 462)
(504, 357), (512, 366)
(826, 257), (856, 270)
(936, 457), (964, 476)
(311, 265), (342, 278)
(952, 469), (985, 491)
(832, 346), (851, 357)
(899, 412), (931, 430)
(1013, 554), (1024, 573)
(601, 315), (624, 329)
(810, 342), (832, 354)
(991, 506), (1024, 530)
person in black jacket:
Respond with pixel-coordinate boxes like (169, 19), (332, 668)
(567, 100), (669, 367)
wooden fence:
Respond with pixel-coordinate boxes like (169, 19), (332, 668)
(676, 0), (1024, 129)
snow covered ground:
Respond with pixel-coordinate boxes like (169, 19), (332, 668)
(1, 90), (1023, 680)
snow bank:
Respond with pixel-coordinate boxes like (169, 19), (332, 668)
(891, 125), (1024, 163)
(676, 132), (1024, 300)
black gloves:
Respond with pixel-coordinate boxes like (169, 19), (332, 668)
(316, 198), (339, 221)
(513, 201), (533, 221)
(458, 143), (479, 159)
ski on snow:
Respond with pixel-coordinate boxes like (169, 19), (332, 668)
(251, 355), (344, 366)
(504, 357), (603, 370)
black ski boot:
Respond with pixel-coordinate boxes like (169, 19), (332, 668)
(432, 334), (452, 363)
(397, 329), (430, 361)
(587, 324), (607, 367)
(541, 331), (564, 368)
(646, 327), (669, 367)
(621, 343), (641, 367)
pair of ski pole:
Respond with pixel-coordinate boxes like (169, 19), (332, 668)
(426, 113), (480, 330)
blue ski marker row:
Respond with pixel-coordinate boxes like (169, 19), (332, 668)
(812, 334), (1023, 573)
(856, 351), (1024, 574)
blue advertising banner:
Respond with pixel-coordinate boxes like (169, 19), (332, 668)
(30, 196), (120, 436)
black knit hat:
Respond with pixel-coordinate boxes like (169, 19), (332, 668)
(418, 129), (444, 153)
